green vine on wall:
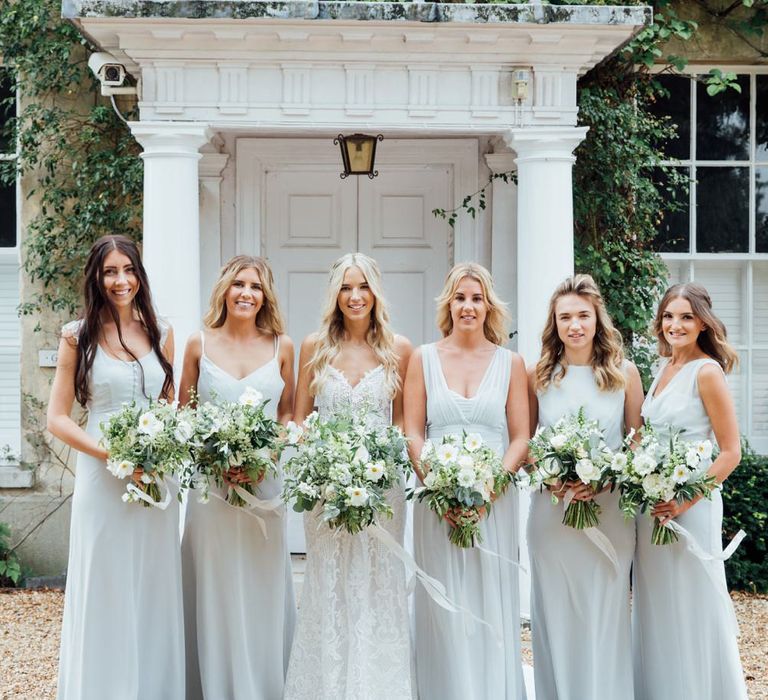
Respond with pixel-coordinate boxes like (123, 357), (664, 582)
(0, 0), (143, 319)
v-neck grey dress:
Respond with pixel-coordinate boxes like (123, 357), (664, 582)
(413, 343), (526, 700)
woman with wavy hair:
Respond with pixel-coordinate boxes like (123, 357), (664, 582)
(284, 252), (413, 700)
(47, 234), (183, 699)
(526, 274), (643, 700)
(633, 282), (747, 700)
(179, 255), (296, 700)
(404, 262), (529, 700)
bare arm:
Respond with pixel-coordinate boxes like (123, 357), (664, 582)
(623, 361), (644, 441)
(293, 334), (318, 425)
(391, 335), (414, 430)
(162, 327), (176, 403)
(526, 366), (539, 439)
(699, 364), (741, 483)
(46, 336), (107, 460)
(502, 353), (530, 473)
(276, 334), (296, 425)
(178, 332), (201, 408)
(403, 347), (427, 482)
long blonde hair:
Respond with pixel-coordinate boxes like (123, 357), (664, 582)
(307, 253), (400, 397)
(203, 255), (285, 335)
(535, 274), (626, 393)
(435, 263), (510, 345)
(653, 283), (738, 373)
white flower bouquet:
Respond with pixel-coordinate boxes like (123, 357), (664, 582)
(409, 432), (512, 548)
(189, 386), (286, 507)
(617, 426), (717, 545)
(526, 408), (617, 529)
(100, 400), (194, 507)
(282, 410), (410, 534)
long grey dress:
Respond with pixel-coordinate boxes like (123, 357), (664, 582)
(528, 364), (634, 700)
(633, 357), (747, 700)
(413, 343), (526, 700)
(181, 332), (295, 700)
(57, 320), (184, 700)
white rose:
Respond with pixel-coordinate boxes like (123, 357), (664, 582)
(549, 434), (568, 451)
(286, 421), (303, 445)
(174, 420), (194, 443)
(423, 472), (437, 489)
(345, 485), (369, 507)
(137, 411), (163, 439)
(642, 473), (663, 499)
(575, 458), (601, 484)
(437, 443), (459, 465)
(464, 433), (484, 452)
(633, 452), (657, 477)
(353, 445), (370, 465)
(457, 468), (475, 488)
(697, 440), (714, 461)
(238, 386), (264, 406)
(538, 457), (561, 480)
(364, 461), (385, 482)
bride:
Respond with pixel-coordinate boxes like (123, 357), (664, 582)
(283, 253), (414, 700)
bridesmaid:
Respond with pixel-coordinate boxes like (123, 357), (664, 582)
(179, 255), (296, 700)
(284, 253), (414, 700)
(633, 282), (748, 700)
(47, 235), (183, 699)
(526, 274), (643, 700)
(404, 262), (529, 700)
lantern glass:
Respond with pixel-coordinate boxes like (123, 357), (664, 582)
(345, 135), (375, 174)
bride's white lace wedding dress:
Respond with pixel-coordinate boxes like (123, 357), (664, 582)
(283, 365), (413, 700)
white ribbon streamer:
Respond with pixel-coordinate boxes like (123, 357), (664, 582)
(563, 488), (620, 575)
(206, 486), (284, 540)
(126, 480), (172, 510)
(368, 523), (503, 648)
(475, 543), (528, 573)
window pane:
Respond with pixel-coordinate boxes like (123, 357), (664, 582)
(696, 75), (749, 161)
(758, 75), (768, 161)
(696, 167), (749, 252)
(648, 75), (691, 160)
(758, 167), (768, 253)
(653, 167), (690, 252)
(0, 182), (16, 247)
(0, 70), (13, 155)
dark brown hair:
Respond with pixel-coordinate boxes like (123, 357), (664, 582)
(73, 235), (174, 405)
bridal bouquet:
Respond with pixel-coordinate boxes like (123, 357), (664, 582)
(282, 410), (410, 534)
(409, 432), (512, 548)
(617, 426), (717, 545)
(100, 399), (195, 507)
(189, 386), (286, 507)
(526, 408), (617, 529)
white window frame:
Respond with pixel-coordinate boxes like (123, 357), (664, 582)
(653, 66), (768, 453)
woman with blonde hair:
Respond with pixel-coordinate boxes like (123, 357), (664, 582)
(284, 252), (414, 700)
(404, 262), (529, 700)
(526, 274), (643, 700)
(179, 255), (296, 700)
(633, 282), (747, 700)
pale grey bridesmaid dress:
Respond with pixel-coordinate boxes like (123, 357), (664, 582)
(57, 320), (184, 700)
(633, 358), (747, 700)
(181, 332), (296, 700)
(413, 343), (526, 700)
(528, 364), (634, 700)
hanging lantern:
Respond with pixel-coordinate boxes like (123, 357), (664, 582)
(334, 133), (383, 179)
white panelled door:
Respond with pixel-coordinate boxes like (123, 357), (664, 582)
(237, 138), (477, 551)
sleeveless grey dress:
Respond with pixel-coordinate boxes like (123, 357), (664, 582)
(528, 364), (634, 700)
(181, 332), (296, 700)
(57, 320), (184, 700)
(413, 343), (526, 700)
(633, 358), (747, 700)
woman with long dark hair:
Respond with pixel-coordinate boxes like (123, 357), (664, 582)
(633, 282), (747, 700)
(47, 235), (183, 699)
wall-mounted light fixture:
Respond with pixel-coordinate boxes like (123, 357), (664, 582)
(512, 68), (531, 103)
(334, 133), (384, 179)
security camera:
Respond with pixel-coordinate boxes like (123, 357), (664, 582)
(88, 52), (126, 87)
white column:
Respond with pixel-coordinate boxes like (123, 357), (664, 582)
(199, 151), (230, 315)
(129, 122), (211, 373)
(504, 127), (588, 364)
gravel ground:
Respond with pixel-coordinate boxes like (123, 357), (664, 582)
(1, 589), (765, 699)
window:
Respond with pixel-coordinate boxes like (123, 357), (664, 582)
(651, 71), (768, 452)
(0, 69), (16, 248)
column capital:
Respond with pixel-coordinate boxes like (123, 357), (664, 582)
(129, 121), (213, 158)
(484, 151), (517, 175)
(199, 153), (230, 179)
(503, 126), (589, 164)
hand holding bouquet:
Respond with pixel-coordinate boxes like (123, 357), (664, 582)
(526, 408), (617, 529)
(190, 386), (284, 507)
(617, 425), (717, 545)
(282, 410), (410, 534)
(101, 399), (194, 507)
(409, 432), (512, 548)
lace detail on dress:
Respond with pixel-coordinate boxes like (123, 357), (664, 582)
(283, 365), (413, 700)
